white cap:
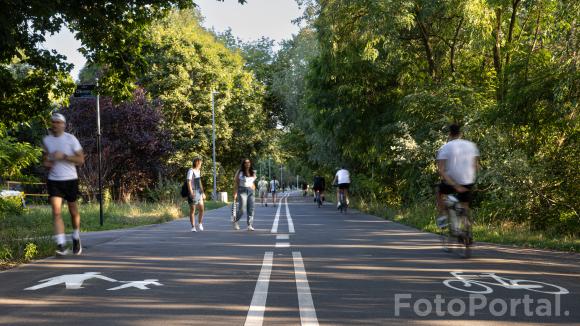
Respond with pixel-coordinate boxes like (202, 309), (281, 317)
(51, 113), (66, 123)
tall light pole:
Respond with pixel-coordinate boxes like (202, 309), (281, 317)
(211, 91), (219, 200)
(96, 79), (103, 226)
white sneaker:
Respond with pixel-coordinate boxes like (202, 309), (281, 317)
(191, 226), (197, 232)
(198, 224), (204, 231)
(436, 216), (448, 229)
(247, 225), (255, 231)
(233, 222), (240, 230)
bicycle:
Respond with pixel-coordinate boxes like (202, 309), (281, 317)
(443, 272), (569, 295)
(439, 194), (472, 258)
(314, 190), (322, 208)
(337, 188), (348, 214)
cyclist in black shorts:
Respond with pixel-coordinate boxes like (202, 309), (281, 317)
(313, 174), (326, 203)
(436, 124), (480, 230)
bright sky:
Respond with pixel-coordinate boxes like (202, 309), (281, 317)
(43, 0), (302, 81)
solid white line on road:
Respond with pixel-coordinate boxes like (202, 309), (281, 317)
(276, 234), (289, 240)
(245, 251), (274, 326)
(285, 197), (295, 233)
(270, 197), (284, 233)
(292, 251), (319, 326)
(275, 242), (290, 248)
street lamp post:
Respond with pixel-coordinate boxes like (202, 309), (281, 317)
(211, 91), (219, 200)
(96, 79), (103, 226)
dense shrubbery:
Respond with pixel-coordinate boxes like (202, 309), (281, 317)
(272, 0), (579, 234)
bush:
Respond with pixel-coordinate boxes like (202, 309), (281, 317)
(141, 179), (182, 203)
(0, 193), (25, 218)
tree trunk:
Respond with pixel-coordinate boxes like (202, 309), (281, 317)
(414, 8), (436, 79)
(492, 8), (503, 101)
(450, 16), (465, 74)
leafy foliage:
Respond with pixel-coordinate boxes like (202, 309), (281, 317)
(276, 0), (579, 233)
(63, 89), (172, 202)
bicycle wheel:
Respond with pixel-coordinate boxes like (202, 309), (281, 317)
(443, 279), (493, 294)
(511, 279), (569, 295)
(440, 228), (451, 252)
(456, 234), (471, 259)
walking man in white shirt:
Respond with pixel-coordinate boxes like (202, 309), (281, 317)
(42, 113), (85, 256)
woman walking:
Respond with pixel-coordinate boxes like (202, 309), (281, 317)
(187, 158), (206, 232)
(233, 158), (257, 231)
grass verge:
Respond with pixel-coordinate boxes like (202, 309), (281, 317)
(354, 198), (580, 253)
(0, 200), (227, 269)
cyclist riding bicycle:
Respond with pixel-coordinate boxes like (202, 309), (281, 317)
(436, 124), (480, 240)
(313, 174), (326, 204)
(332, 166), (350, 209)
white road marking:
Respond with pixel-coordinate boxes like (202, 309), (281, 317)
(276, 242), (290, 248)
(276, 234), (289, 240)
(245, 252), (274, 326)
(292, 252), (319, 326)
(24, 272), (117, 290)
(270, 197), (284, 233)
(107, 279), (162, 291)
(285, 197), (295, 233)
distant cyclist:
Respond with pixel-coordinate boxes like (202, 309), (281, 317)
(312, 174), (326, 203)
(436, 124), (480, 233)
(332, 166), (350, 208)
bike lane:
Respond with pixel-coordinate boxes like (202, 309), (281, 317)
(286, 197), (580, 325)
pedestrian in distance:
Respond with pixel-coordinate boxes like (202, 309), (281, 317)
(257, 176), (269, 207)
(233, 158), (257, 231)
(42, 113), (85, 256)
(270, 175), (279, 207)
(187, 157), (206, 232)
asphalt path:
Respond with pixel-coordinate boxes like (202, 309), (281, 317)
(0, 192), (578, 325)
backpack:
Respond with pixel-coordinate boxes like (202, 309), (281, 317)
(180, 180), (189, 198)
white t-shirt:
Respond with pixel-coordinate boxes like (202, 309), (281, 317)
(270, 180), (279, 192)
(336, 169), (351, 184)
(187, 168), (201, 188)
(436, 139), (480, 185)
(42, 132), (82, 181)
(258, 180), (269, 191)
(186, 168), (201, 180)
(238, 173), (256, 188)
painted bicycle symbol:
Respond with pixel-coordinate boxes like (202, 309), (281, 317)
(443, 272), (569, 295)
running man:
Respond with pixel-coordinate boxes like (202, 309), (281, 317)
(257, 176), (269, 207)
(435, 124), (480, 233)
(42, 113), (85, 256)
(269, 175), (279, 207)
(332, 166), (351, 208)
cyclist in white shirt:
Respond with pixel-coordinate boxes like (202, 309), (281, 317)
(332, 167), (351, 208)
(436, 124), (480, 230)
(42, 113), (85, 256)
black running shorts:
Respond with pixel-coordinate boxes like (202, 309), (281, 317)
(47, 179), (79, 202)
(438, 182), (474, 203)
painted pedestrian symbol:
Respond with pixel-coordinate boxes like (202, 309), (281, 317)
(107, 279), (162, 291)
(24, 272), (117, 290)
(24, 272), (163, 291)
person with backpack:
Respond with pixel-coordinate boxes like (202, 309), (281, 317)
(186, 157), (206, 232)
